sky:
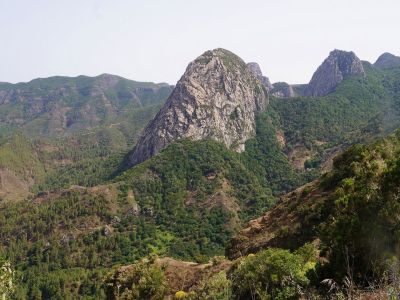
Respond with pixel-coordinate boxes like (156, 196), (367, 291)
(0, 0), (399, 85)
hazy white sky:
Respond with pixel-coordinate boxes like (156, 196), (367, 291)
(0, 0), (399, 85)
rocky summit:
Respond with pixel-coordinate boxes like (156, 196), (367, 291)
(304, 49), (365, 97)
(247, 62), (273, 90)
(374, 52), (400, 69)
(128, 48), (268, 166)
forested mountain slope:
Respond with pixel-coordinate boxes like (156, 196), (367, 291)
(267, 62), (400, 173)
(0, 49), (400, 299)
(224, 129), (400, 297)
(103, 129), (400, 299)
(0, 138), (277, 298)
(0, 75), (173, 201)
(0, 74), (173, 137)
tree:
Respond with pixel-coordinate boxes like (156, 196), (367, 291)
(231, 248), (315, 300)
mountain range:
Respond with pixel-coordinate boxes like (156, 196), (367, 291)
(0, 48), (399, 299)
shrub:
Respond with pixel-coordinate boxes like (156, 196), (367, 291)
(103, 258), (168, 300)
(175, 290), (189, 299)
(195, 271), (231, 300)
(211, 255), (226, 266)
(231, 248), (314, 300)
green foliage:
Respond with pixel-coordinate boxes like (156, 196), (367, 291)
(118, 139), (275, 259)
(0, 139), (275, 298)
(270, 70), (391, 146)
(0, 132), (45, 180)
(231, 248), (315, 300)
(0, 258), (14, 299)
(194, 271), (232, 300)
(317, 130), (400, 283)
(0, 75), (172, 198)
(268, 65), (400, 174)
(103, 259), (168, 300)
(0, 60), (399, 299)
(0, 75), (173, 138)
(243, 112), (306, 194)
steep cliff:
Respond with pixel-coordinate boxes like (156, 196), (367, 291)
(128, 48), (268, 166)
(247, 62), (273, 90)
(246, 63), (296, 98)
(304, 49), (365, 97)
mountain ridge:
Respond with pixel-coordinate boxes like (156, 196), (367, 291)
(0, 73), (173, 138)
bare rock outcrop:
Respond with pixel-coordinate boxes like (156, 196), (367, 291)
(128, 48), (268, 166)
(247, 62), (273, 90)
(304, 49), (365, 97)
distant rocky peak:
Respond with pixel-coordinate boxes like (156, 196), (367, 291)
(374, 52), (400, 69)
(304, 49), (365, 97)
(247, 62), (273, 90)
(128, 48), (268, 167)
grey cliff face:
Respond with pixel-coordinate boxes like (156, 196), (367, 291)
(128, 48), (268, 167)
(304, 49), (365, 97)
(374, 52), (400, 69)
(247, 62), (273, 90)
(246, 62), (296, 98)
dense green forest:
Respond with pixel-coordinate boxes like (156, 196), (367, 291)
(2, 127), (400, 298)
(268, 63), (400, 170)
(0, 138), (277, 299)
(102, 129), (400, 299)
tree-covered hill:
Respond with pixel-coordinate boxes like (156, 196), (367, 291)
(0, 74), (173, 138)
(0, 138), (277, 299)
(0, 75), (173, 201)
(267, 63), (400, 173)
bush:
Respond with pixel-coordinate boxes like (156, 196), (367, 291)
(103, 258), (168, 300)
(319, 133), (400, 283)
(195, 271), (231, 300)
(231, 248), (315, 300)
